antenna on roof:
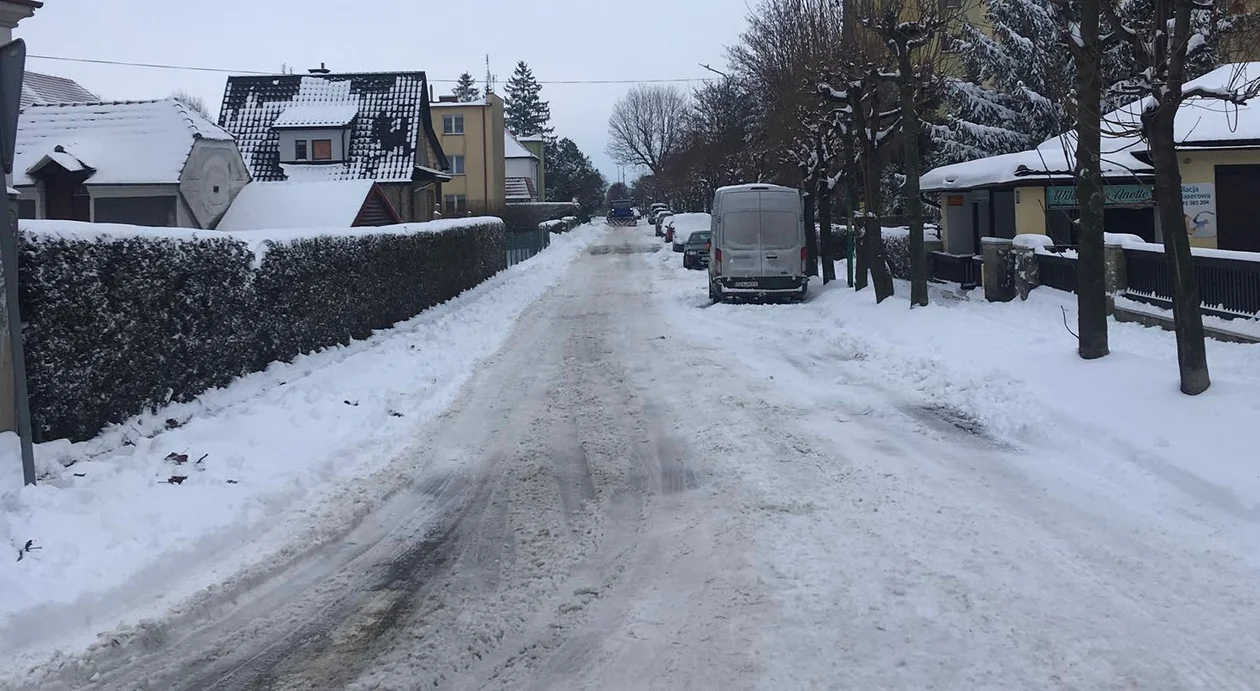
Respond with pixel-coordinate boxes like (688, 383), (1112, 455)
(484, 55), (496, 95)
(309, 62), (330, 75)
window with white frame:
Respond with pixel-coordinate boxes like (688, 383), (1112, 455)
(443, 114), (465, 135)
(446, 154), (466, 175)
(444, 194), (467, 214)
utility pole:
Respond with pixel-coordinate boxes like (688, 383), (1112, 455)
(0, 39), (33, 485)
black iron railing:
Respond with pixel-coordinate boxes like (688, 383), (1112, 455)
(1124, 246), (1260, 317)
(1037, 252), (1077, 294)
(930, 252), (982, 289)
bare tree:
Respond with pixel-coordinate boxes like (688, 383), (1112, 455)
(606, 85), (689, 175)
(1102, 0), (1260, 394)
(171, 90), (210, 119)
(863, 0), (950, 308)
(729, 0), (847, 183)
(1048, 0), (1110, 360)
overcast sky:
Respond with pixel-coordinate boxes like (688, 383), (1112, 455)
(14, 0), (751, 183)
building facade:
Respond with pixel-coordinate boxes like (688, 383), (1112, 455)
(430, 93), (506, 214)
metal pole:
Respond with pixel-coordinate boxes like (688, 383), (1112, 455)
(847, 184), (857, 288)
(1, 192), (34, 485)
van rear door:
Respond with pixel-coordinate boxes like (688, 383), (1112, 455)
(718, 190), (763, 278)
(758, 190), (803, 277)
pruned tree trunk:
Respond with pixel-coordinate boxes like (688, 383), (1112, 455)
(818, 178), (836, 283)
(1073, 0), (1109, 360)
(862, 147), (894, 302)
(856, 155), (897, 301)
(803, 188), (819, 276)
(898, 54), (928, 308)
(1149, 104), (1210, 394)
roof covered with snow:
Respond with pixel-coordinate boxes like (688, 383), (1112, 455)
(516, 133), (546, 142)
(271, 104), (360, 129)
(505, 131), (537, 160)
(219, 72), (447, 183)
(215, 180), (378, 230)
(15, 99), (234, 186)
(430, 99), (487, 108)
(922, 62), (1260, 193)
(20, 71), (99, 108)
(1169, 61), (1260, 146)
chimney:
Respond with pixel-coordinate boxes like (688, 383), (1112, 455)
(437, 95), (458, 103)
(429, 84), (435, 102)
(309, 62), (331, 74)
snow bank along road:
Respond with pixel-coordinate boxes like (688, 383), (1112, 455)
(12, 225), (1260, 690)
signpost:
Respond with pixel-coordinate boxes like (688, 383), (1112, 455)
(0, 39), (34, 485)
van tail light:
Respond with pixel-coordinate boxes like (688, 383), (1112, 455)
(714, 248), (723, 276)
(801, 246), (808, 274)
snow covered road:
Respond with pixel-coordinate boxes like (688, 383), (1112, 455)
(10, 225), (1260, 690)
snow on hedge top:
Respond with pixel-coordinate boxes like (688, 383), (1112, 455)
(216, 181), (375, 231)
(505, 131), (537, 160)
(15, 99), (234, 186)
(19, 216), (503, 263)
(271, 104), (359, 129)
(922, 61), (1260, 192)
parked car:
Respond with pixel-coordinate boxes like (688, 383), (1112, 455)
(654, 210), (673, 237)
(708, 184), (808, 303)
(669, 213), (712, 252)
(682, 230), (712, 270)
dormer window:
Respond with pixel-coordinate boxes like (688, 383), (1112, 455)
(272, 104), (357, 165)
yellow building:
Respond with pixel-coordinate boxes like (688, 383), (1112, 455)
(921, 64), (1260, 254)
(430, 93), (506, 215)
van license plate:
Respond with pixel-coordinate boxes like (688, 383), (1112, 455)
(732, 281), (757, 288)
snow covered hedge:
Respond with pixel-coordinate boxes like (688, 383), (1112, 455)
(19, 218), (505, 442)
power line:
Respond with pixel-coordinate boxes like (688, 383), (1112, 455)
(27, 54), (715, 85)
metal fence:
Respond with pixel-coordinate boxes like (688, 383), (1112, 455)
(1125, 247), (1260, 316)
(930, 252), (982, 289)
(1037, 251), (1077, 294)
(506, 228), (552, 267)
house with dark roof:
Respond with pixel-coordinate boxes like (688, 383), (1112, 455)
(13, 99), (251, 228)
(21, 71), (98, 108)
(218, 68), (450, 222)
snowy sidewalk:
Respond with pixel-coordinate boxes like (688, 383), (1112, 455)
(652, 249), (1260, 525)
(642, 245), (1260, 688)
(0, 224), (604, 660)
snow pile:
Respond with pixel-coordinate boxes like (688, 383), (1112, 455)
(0, 222), (604, 661)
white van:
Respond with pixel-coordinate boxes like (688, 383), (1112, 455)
(708, 184), (808, 302)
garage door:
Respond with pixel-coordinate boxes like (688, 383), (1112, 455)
(1215, 164), (1260, 253)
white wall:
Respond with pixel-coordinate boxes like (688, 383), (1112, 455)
(506, 157), (538, 190)
(276, 127), (350, 164)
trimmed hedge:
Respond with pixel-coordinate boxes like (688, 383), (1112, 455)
(19, 218), (505, 442)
